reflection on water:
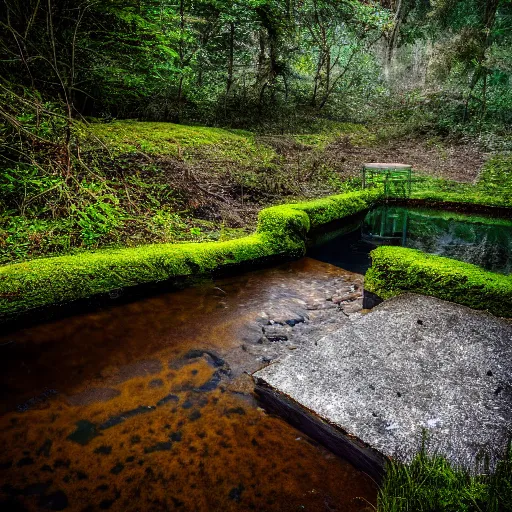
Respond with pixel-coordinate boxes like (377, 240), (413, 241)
(0, 258), (375, 512)
(309, 206), (512, 275)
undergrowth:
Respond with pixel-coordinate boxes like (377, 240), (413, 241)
(378, 441), (512, 512)
(0, 189), (381, 318)
(1, 116), (510, 265)
(408, 153), (512, 208)
(0, 120), (368, 264)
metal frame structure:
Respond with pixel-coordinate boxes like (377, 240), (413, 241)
(362, 163), (412, 198)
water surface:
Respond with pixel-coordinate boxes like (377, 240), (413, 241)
(0, 258), (375, 512)
(308, 206), (512, 275)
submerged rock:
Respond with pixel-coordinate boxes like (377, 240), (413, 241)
(38, 490), (68, 511)
(67, 420), (98, 446)
(144, 442), (172, 453)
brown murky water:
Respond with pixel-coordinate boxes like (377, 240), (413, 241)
(0, 258), (377, 511)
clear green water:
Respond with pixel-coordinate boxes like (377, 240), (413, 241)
(308, 206), (512, 275)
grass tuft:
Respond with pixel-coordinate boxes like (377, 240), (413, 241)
(378, 441), (512, 512)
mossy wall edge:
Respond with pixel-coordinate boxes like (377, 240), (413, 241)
(0, 189), (382, 320)
(365, 246), (512, 318)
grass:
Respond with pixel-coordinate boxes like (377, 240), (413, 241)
(378, 441), (512, 512)
(1, 120), (510, 266)
(0, 120), (370, 264)
(292, 122), (371, 149)
(88, 120), (277, 166)
(407, 153), (512, 208)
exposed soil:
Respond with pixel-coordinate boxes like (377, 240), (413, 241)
(120, 134), (487, 229)
(170, 134), (487, 229)
(324, 137), (485, 183)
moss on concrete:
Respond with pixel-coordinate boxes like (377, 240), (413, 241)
(289, 189), (383, 228)
(0, 189), (382, 320)
(365, 246), (512, 318)
(4, 183), (508, 320)
(408, 154), (512, 209)
(410, 189), (512, 208)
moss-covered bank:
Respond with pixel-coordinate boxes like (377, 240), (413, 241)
(365, 246), (512, 318)
(0, 189), (382, 320)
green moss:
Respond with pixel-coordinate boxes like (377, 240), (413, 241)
(365, 246), (512, 318)
(90, 121), (248, 152)
(410, 189), (512, 208)
(292, 123), (370, 149)
(87, 120), (276, 166)
(289, 188), (383, 227)
(0, 235), (273, 319)
(408, 166), (512, 208)
(406, 208), (512, 228)
(0, 189), (381, 319)
(478, 153), (512, 194)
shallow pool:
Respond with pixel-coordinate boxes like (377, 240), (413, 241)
(0, 259), (375, 512)
(308, 206), (512, 275)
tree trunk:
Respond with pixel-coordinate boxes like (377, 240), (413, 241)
(385, 0), (404, 80)
(225, 22), (235, 117)
(226, 22), (235, 96)
(176, 0), (185, 122)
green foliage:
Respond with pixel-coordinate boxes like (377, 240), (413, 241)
(71, 197), (123, 247)
(0, 164), (66, 211)
(0, 216), (74, 262)
(1, 0), (511, 136)
(0, 116), (385, 264)
(378, 441), (512, 512)
(87, 121), (276, 165)
(0, 0), (392, 127)
(0, 189), (380, 319)
(478, 153), (512, 195)
(150, 208), (189, 241)
(365, 246), (512, 318)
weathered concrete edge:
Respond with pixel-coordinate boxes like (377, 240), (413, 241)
(362, 289), (384, 309)
(253, 377), (386, 481)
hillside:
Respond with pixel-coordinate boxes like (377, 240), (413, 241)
(0, 120), (492, 264)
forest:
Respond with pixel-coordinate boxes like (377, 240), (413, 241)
(1, 2), (512, 512)
(1, 0), (511, 263)
(2, 0), (511, 127)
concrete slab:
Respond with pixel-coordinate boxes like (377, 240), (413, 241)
(253, 294), (512, 477)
